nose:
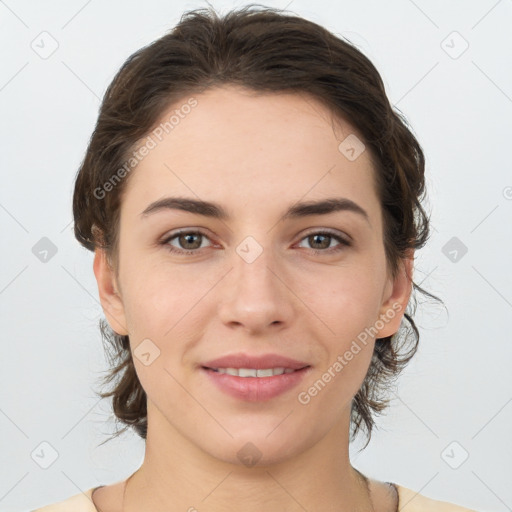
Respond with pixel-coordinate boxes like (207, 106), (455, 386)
(217, 244), (295, 335)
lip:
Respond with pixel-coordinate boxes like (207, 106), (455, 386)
(202, 366), (312, 401)
(200, 353), (311, 401)
(201, 353), (310, 371)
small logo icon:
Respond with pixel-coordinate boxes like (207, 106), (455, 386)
(237, 441), (263, 467)
(32, 237), (58, 263)
(236, 236), (263, 264)
(338, 134), (366, 161)
(441, 236), (468, 263)
(441, 31), (469, 59)
(31, 441), (59, 469)
(441, 440), (469, 469)
(134, 338), (160, 366)
(30, 31), (59, 59)
(503, 186), (512, 200)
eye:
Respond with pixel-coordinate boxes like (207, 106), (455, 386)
(160, 228), (351, 256)
(161, 230), (213, 255)
(296, 230), (351, 254)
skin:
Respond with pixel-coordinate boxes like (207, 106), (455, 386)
(93, 84), (413, 512)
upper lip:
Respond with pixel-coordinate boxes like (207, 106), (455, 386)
(202, 353), (310, 370)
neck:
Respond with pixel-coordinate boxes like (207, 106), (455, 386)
(123, 400), (374, 512)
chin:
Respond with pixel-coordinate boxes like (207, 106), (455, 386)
(201, 429), (313, 469)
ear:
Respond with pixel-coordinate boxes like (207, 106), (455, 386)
(93, 249), (129, 336)
(375, 251), (414, 338)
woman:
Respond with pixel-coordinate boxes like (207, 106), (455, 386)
(33, 5), (478, 511)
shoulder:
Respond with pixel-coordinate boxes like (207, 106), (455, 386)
(30, 487), (97, 512)
(395, 484), (477, 512)
(29, 482), (480, 512)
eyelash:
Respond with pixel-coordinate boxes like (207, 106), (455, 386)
(160, 229), (351, 256)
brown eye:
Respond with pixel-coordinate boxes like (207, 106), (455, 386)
(177, 233), (203, 250)
(297, 230), (351, 254)
(162, 230), (212, 254)
(308, 233), (332, 250)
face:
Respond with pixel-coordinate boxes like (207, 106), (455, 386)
(94, 84), (412, 466)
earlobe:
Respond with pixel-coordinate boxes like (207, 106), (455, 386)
(376, 252), (414, 338)
(93, 249), (129, 336)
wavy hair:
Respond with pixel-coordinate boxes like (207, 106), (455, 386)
(72, 4), (441, 449)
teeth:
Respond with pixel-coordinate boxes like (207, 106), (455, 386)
(212, 367), (296, 377)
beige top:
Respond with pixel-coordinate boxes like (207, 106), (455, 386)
(31, 483), (478, 511)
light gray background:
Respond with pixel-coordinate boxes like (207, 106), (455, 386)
(1, 1), (511, 511)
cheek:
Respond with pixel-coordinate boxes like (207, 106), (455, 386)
(119, 262), (215, 339)
(299, 262), (385, 340)
(296, 269), (380, 411)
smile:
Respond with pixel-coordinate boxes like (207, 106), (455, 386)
(202, 366), (311, 401)
(208, 367), (297, 377)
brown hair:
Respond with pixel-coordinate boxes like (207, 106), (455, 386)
(73, 4), (440, 448)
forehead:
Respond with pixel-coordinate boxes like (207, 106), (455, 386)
(121, 85), (380, 225)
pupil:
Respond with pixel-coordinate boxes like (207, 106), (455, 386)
(312, 234), (329, 249)
(182, 234), (200, 249)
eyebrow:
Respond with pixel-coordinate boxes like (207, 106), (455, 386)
(140, 196), (370, 224)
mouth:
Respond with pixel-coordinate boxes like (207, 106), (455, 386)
(201, 352), (311, 372)
(202, 366), (310, 377)
(200, 365), (312, 401)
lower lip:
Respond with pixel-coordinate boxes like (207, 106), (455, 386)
(202, 367), (311, 401)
